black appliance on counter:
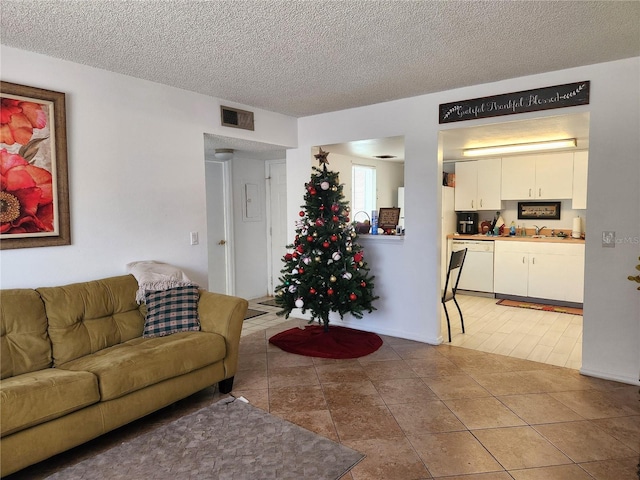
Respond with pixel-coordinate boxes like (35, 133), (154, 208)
(457, 212), (479, 234)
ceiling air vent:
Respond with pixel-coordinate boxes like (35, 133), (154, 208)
(221, 106), (254, 131)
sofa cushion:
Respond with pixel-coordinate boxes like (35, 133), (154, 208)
(0, 289), (52, 379)
(143, 285), (200, 338)
(0, 368), (99, 437)
(37, 275), (145, 366)
(58, 331), (226, 401)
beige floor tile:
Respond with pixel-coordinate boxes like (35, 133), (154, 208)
(534, 421), (637, 462)
(331, 405), (405, 442)
(322, 380), (385, 408)
(344, 437), (431, 480)
(388, 400), (467, 435)
(578, 456), (640, 480)
(550, 389), (637, 418)
(404, 356), (465, 377)
(268, 385), (327, 413)
(444, 397), (526, 430)
(497, 393), (584, 424)
(409, 431), (504, 477)
(372, 377), (438, 405)
(315, 363), (369, 383)
(434, 473), (513, 480)
(509, 464), (594, 480)
(422, 374), (491, 399)
(471, 372), (547, 396)
(274, 409), (339, 442)
(360, 359), (418, 381)
(473, 426), (571, 470)
(267, 365), (319, 388)
(591, 415), (640, 452)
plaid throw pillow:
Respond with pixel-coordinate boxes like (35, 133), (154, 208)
(143, 285), (201, 338)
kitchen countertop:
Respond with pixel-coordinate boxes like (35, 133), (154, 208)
(448, 233), (585, 244)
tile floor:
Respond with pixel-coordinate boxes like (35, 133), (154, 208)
(10, 297), (639, 480)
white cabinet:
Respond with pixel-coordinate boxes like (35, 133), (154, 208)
(455, 158), (501, 211)
(494, 241), (585, 303)
(501, 152), (574, 200)
(572, 151), (588, 209)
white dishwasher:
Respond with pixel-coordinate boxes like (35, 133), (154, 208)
(451, 239), (495, 293)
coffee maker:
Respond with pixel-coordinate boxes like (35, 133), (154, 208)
(457, 212), (479, 234)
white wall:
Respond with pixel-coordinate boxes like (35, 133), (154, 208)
(0, 46), (297, 290)
(290, 58), (640, 385)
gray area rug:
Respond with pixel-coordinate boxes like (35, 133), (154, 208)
(45, 398), (364, 480)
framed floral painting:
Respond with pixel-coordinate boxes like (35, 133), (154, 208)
(1, 82), (70, 249)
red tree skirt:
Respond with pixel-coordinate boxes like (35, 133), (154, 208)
(269, 325), (383, 359)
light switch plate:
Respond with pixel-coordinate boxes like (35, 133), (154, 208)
(190, 231), (199, 245)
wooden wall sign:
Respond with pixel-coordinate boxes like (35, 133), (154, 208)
(439, 81), (590, 124)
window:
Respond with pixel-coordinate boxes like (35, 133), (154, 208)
(352, 165), (376, 220)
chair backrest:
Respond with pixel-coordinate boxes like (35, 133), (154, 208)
(443, 248), (467, 299)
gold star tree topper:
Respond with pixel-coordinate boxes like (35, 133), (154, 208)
(314, 147), (330, 166)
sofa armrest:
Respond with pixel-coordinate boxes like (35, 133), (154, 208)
(197, 292), (247, 381)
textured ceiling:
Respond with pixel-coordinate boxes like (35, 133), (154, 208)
(2, 1), (639, 118)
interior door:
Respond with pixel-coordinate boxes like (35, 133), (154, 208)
(205, 160), (233, 294)
(267, 161), (287, 295)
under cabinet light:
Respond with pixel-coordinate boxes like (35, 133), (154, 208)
(462, 138), (576, 157)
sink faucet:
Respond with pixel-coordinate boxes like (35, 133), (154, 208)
(534, 225), (546, 235)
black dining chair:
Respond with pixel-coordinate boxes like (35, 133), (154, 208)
(442, 248), (467, 342)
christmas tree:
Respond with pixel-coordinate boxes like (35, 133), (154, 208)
(275, 147), (378, 331)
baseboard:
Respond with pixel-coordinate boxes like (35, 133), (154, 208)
(580, 367), (640, 386)
(457, 290), (495, 298)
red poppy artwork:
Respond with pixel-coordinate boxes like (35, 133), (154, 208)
(0, 82), (70, 249)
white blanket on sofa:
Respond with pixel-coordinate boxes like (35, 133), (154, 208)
(127, 260), (197, 303)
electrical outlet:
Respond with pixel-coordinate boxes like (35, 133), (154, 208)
(602, 231), (615, 248)
(190, 232), (199, 245)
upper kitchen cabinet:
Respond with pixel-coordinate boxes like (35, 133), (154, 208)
(501, 152), (574, 200)
(572, 151), (588, 209)
(454, 158), (501, 211)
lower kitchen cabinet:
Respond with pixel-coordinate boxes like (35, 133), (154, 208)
(494, 241), (585, 303)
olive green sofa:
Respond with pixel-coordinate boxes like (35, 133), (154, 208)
(0, 274), (247, 477)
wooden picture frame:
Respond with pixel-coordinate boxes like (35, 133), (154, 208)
(517, 202), (561, 220)
(377, 207), (401, 230)
(1, 82), (70, 249)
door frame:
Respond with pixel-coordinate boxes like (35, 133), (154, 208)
(265, 159), (286, 296)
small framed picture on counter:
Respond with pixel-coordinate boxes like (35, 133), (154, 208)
(518, 202), (561, 220)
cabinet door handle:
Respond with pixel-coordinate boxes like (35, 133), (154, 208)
(529, 188), (532, 198)
(532, 257), (535, 265)
(522, 256), (525, 264)
(539, 188), (542, 197)
(471, 200), (474, 208)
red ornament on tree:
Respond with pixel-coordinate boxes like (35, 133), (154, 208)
(296, 245), (304, 253)
(299, 267), (305, 274)
(354, 252), (363, 262)
(331, 204), (340, 213)
(327, 288), (334, 295)
(307, 236), (313, 242)
(349, 293), (357, 301)
(299, 211), (305, 217)
(309, 188), (317, 195)
(284, 253), (293, 261)
(315, 218), (324, 227)
(309, 287), (317, 294)
(360, 281), (367, 287)
(322, 241), (330, 248)
(332, 215), (339, 222)
(330, 234), (338, 242)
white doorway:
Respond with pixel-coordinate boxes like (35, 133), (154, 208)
(266, 160), (287, 295)
(205, 160), (234, 294)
